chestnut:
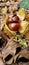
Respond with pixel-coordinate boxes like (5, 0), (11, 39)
(8, 23), (20, 31)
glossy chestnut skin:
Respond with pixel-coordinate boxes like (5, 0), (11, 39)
(7, 14), (20, 31)
(8, 15), (19, 23)
(12, 16), (19, 22)
(8, 23), (20, 31)
(8, 17), (13, 23)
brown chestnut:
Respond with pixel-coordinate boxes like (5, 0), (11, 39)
(8, 23), (20, 31)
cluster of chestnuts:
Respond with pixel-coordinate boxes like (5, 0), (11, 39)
(7, 14), (21, 31)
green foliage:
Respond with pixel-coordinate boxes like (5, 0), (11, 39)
(20, 0), (29, 9)
(14, 38), (27, 47)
